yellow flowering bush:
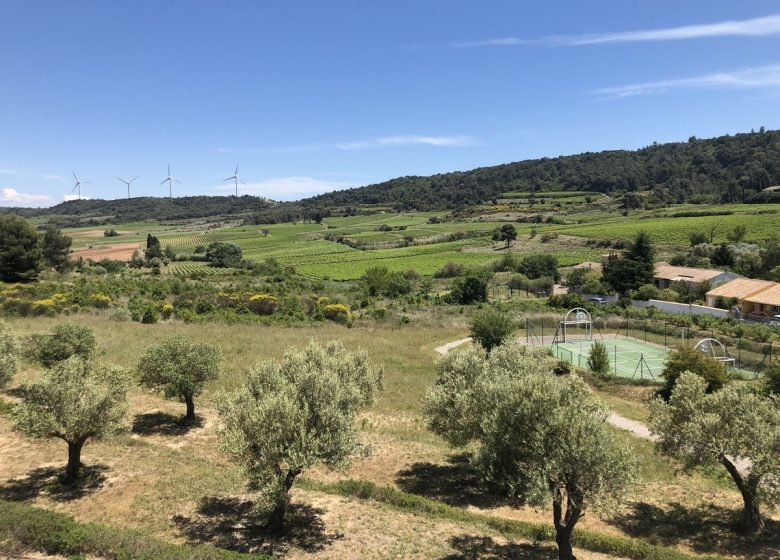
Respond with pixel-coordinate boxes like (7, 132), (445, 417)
(90, 294), (112, 309)
(248, 293), (278, 316)
(323, 303), (351, 325)
(161, 303), (174, 319)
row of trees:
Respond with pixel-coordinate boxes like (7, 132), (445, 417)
(0, 214), (72, 281)
(2, 321), (382, 533)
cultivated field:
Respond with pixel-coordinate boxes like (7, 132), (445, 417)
(62, 204), (780, 279)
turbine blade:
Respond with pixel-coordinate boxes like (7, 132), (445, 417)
(235, 163), (239, 174)
(175, 179), (182, 184)
(73, 171), (78, 180)
(117, 177), (125, 183)
(240, 178), (247, 185)
(159, 179), (168, 186)
(223, 177), (232, 182)
(131, 176), (138, 182)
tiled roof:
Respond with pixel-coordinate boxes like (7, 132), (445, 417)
(705, 278), (776, 300)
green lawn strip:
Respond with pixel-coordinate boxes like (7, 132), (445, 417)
(300, 478), (725, 560)
(0, 499), (269, 560)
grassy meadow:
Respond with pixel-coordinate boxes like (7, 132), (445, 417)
(3, 314), (779, 559)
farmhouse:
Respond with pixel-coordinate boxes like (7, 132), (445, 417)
(653, 262), (738, 290)
(705, 278), (777, 313)
(742, 284), (780, 317)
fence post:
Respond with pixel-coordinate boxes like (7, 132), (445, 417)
(664, 321), (667, 348)
(645, 320), (648, 343)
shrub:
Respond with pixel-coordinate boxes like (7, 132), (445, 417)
(553, 360), (574, 376)
(323, 303), (351, 325)
(469, 309), (515, 353)
(587, 341), (610, 375)
(248, 293), (278, 315)
(433, 261), (464, 278)
(161, 303), (174, 319)
(0, 321), (18, 388)
(448, 273), (488, 305)
(658, 347), (731, 400)
(29, 322), (96, 368)
(89, 294), (112, 309)
(141, 307), (159, 324)
(632, 284), (659, 301)
(108, 306), (133, 322)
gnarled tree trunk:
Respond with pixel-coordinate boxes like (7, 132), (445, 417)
(552, 483), (583, 560)
(722, 457), (763, 533)
(266, 469), (302, 532)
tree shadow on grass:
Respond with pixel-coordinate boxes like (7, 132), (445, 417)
(172, 495), (343, 556)
(395, 452), (511, 509)
(131, 411), (203, 436)
(439, 535), (558, 559)
(1, 386), (28, 400)
(610, 501), (780, 558)
(0, 464), (108, 502)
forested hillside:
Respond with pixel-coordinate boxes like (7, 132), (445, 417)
(2, 195), (273, 225)
(6, 129), (780, 225)
(247, 128), (780, 223)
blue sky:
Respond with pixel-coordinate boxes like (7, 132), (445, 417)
(2, 1), (780, 206)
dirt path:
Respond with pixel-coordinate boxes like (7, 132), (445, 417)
(433, 337), (471, 355)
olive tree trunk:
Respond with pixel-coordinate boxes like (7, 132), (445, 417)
(64, 437), (87, 484)
(722, 457), (764, 533)
(266, 469), (302, 532)
(552, 484), (583, 560)
(184, 393), (196, 422)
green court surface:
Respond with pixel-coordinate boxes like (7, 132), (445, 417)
(553, 337), (667, 381)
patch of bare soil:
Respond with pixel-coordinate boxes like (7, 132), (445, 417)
(70, 242), (143, 262)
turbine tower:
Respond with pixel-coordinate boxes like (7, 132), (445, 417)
(223, 163), (246, 197)
(117, 176), (138, 199)
(71, 171), (91, 200)
(159, 165), (181, 198)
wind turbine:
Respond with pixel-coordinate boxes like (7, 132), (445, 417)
(223, 163), (246, 197)
(159, 165), (181, 198)
(71, 171), (91, 200)
(117, 176), (138, 199)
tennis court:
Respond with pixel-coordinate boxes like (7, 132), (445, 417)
(552, 337), (668, 381)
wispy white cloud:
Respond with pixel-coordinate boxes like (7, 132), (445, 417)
(0, 167), (66, 182)
(218, 135), (476, 154)
(447, 14), (780, 48)
(592, 63), (780, 98)
(0, 188), (53, 206)
(214, 176), (353, 201)
(570, 14), (780, 45)
(337, 135), (476, 151)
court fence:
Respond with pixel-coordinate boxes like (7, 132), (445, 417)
(526, 313), (774, 378)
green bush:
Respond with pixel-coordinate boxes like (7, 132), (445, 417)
(658, 347), (731, 400)
(587, 341), (610, 374)
(469, 309), (515, 353)
(29, 322), (96, 367)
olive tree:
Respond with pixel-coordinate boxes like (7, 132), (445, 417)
(650, 372), (780, 533)
(137, 334), (221, 422)
(0, 320), (19, 388)
(10, 356), (130, 484)
(424, 344), (636, 560)
(29, 322), (96, 368)
(216, 341), (382, 530)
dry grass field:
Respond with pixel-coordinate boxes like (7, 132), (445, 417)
(2, 316), (779, 559)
